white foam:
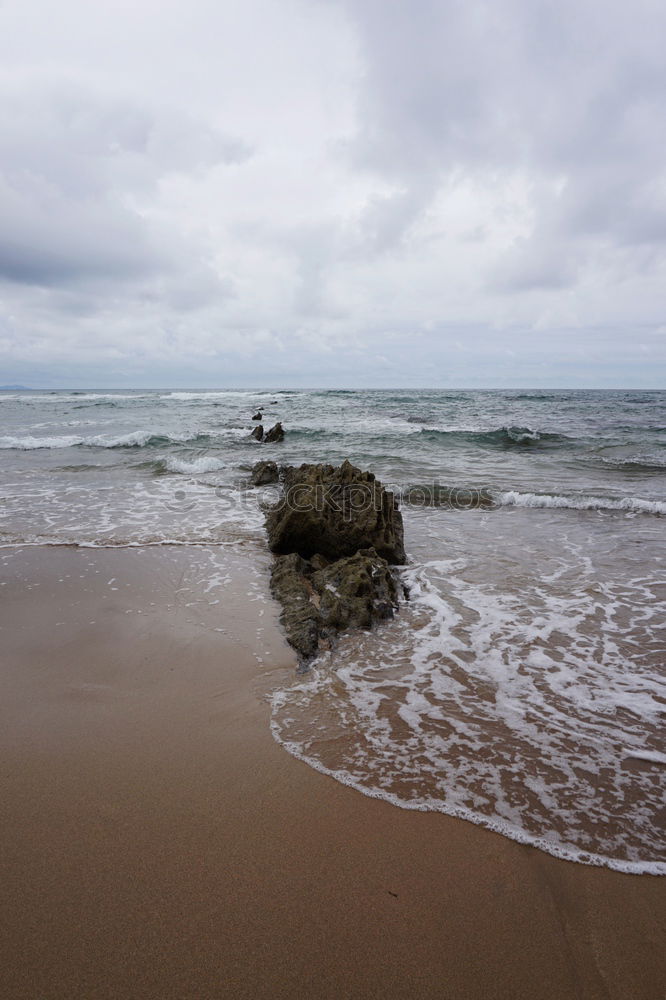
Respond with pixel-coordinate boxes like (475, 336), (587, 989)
(164, 455), (226, 475)
(0, 393), (153, 404)
(271, 721), (666, 875)
(0, 434), (84, 449)
(84, 430), (163, 447)
(162, 390), (295, 401)
(497, 490), (666, 515)
(0, 477), (265, 547)
(271, 520), (666, 875)
(64, 393), (150, 401)
(601, 454), (666, 469)
(624, 750), (666, 765)
(0, 430), (200, 449)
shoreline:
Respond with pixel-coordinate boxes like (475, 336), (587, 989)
(1, 543), (665, 999)
(271, 717), (666, 878)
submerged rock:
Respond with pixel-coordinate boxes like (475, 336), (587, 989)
(266, 459), (405, 564)
(251, 424), (264, 441)
(250, 460), (279, 486)
(264, 421), (285, 443)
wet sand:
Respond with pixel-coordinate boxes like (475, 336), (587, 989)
(1, 544), (664, 1000)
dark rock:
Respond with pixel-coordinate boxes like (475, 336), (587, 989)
(270, 547), (398, 662)
(252, 411), (263, 421)
(309, 553), (330, 571)
(264, 460), (406, 662)
(251, 424), (264, 441)
(270, 553), (321, 660)
(264, 422), (285, 443)
(250, 460), (279, 486)
(266, 459), (405, 564)
(313, 548), (398, 631)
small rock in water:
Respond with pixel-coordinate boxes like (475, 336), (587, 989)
(251, 425), (264, 441)
(264, 422), (285, 443)
(252, 411), (263, 421)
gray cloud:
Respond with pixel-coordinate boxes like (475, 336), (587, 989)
(341, 0), (666, 278)
(0, 76), (249, 286)
(0, 0), (664, 387)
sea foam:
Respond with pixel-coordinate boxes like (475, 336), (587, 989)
(164, 455), (226, 475)
(271, 516), (666, 875)
(0, 430), (209, 449)
(496, 490), (666, 515)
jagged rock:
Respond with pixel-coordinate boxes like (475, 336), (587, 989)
(252, 411), (263, 421)
(313, 548), (398, 631)
(266, 459), (405, 564)
(251, 425), (264, 441)
(264, 461), (406, 662)
(270, 553), (321, 660)
(309, 553), (329, 571)
(251, 460), (279, 486)
(270, 547), (398, 661)
(264, 422), (284, 443)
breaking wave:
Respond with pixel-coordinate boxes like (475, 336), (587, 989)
(0, 431), (217, 450)
(161, 455), (226, 475)
(419, 426), (569, 447)
(600, 454), (666, 472)
(399, 485), (665, 516)
(496, 491), (665, 515)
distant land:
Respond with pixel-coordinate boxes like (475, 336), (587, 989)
(0, 384), (32, 390)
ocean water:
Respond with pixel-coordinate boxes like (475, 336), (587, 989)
(1, 387), (664, 873)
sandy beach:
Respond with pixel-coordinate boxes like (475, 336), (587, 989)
(1, 542), (664, 1000)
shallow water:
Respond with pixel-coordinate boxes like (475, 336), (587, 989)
(272, 506), (665, 873)
(1, 387), (664, 872)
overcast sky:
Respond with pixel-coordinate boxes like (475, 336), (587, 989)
(0, 0), (664, 388)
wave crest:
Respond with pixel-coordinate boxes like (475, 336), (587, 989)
(497, 491), (665, 515)
(162, 455), (226, 475)
(419, 425), (568, 448)
(0, 431), (213, 450)
(600, 454), (666, 472)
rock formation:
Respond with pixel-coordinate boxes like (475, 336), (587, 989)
(264, 422), (284, 443)
(252, 411), (263, 421)
(270, 547), (398, 661)
(250, 424), (264, 441)
(250, 460), (279, 486)
(263, 460), (406, 662)
(266, 459), (405, 564)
